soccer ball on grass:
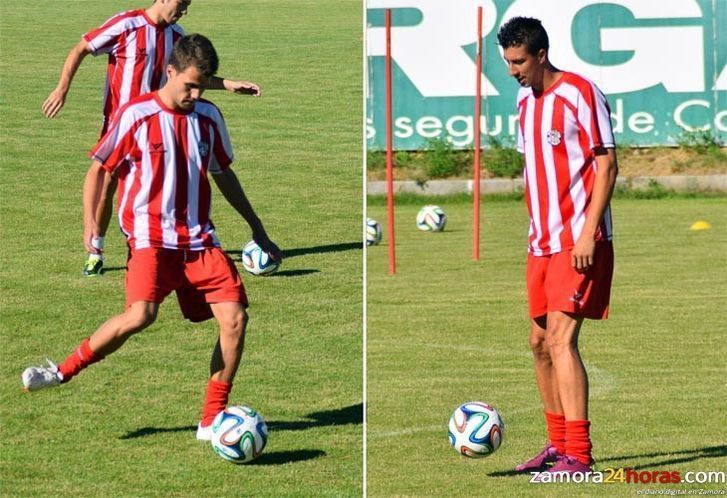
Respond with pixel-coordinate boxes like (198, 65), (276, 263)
(366, 218), (383, 246)
(416, 205), (447, 232)
(448, 401), (504, 458)
(210, 405), (268, 463)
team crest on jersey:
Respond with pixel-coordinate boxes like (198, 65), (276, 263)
(546, 129), (562, 146)
(198, 141), (210, 157)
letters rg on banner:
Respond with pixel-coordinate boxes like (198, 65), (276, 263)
(367, 0), (726, 97)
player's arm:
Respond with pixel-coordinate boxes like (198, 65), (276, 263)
(571, 147), (618, 272)
(82, 160), (110, 255)
(42, 39), (93, 118)
(212, 167), (282, 260)
(207, 76), (261, 96)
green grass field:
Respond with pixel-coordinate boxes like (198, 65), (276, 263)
(0, 1), (362, 496)
(367, 196), (727, 496)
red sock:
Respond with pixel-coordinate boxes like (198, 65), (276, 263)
(565, 419), (593, 465)
(200, 379), (232, 427)
(545, 411), (566, 455)
(58, 338), (104, 383)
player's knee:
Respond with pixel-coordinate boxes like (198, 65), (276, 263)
(529, 331), (549, 357)
(544, 330), (576, 356)
(219, 308), (247, 337)
(529, 321), (549, 356)
(126, 304), (157, 331)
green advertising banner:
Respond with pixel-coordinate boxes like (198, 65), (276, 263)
(366, 0), (727, 150)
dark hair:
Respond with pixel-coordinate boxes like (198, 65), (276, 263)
(169, 34), (219, 78)
(497, 17), (549, 55)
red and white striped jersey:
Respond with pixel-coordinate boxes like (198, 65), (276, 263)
(516, 72), (615, 256)
(90, 93), (234, 251)
(83, 10), (185, 134)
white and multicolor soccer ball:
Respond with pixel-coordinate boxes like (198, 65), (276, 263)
(210, 405), (268, 464)
(366, 218), (383, 246)
(416, 205), (447, 232)
(241, 240), (280, 276)
(448, 401), (504, 458)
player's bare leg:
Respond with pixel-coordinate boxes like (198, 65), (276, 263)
(96, 174), (118, 241)
(515, 316), (564, 472)
(530, 316), (562, 414)
(88, 300), (159, 356)
(543, 310), (593, 470)
(22, 301), (158, 391)
(197, 302), (248, 440)
(545, 311), (586, 420)
(83, 175), (118, 276)
(209, 302), (248, 382)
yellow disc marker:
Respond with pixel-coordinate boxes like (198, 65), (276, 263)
(690, 220), (712, 231)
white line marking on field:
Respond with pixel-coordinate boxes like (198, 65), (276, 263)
(588, 365), (618, 398)
(369, 406), (538, 440)
(372, 425), (443, 439)
(369, 365), (618, 440)
(377, 340), (532, 358)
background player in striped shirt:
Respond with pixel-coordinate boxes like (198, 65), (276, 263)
(42, 0), (262, 276)
(23, 33), (281, 441)
(498, 17), (618, 475)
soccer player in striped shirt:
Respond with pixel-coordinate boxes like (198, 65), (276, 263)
(497, 17), (618, 475)
(42, 0), (261, 277)
(23, 34), (281, 441)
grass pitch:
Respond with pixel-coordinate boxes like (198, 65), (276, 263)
(0, 1), (362, 496)
(367, 196), (727, 496)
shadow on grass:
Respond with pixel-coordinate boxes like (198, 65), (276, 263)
(599, 444), (727, 470)
(487, 469), (524, 478)
(245, 449), (326, 466)
(487, 445), (727, 477)
(282, 242), (361, 258)
(119, 425), (197, 439)
(225, 241), (361, 261)
(267, 403), (363, 432)
(119, 403), (363, 440)
(120, 429), (325, 465)
(100, 266), (127, 274)
(268, 269), (320, 277)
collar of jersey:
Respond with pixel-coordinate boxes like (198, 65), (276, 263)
(142, 9), (171, 29)
(153, 92), (194, 116)
(533, 71), (569, 99)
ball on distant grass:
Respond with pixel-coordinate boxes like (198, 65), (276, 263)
(416, 205), (447, 232)
(366, 218), (383, 246)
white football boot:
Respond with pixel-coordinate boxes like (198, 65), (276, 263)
(22, 359), (63, 391)
(196, 423), (213, 441)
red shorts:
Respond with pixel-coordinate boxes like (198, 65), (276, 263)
(526, 241), (614, 320)
(126, 247), (248, 322)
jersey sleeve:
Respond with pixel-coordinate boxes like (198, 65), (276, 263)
(82, 11), (134, 56)
(90, 106), (138, 173)
(207, 109), (234, 174)
(577, 81), (615, 150)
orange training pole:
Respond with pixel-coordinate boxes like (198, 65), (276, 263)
(472, 6), (483, 261)
(385, 9), (396, 274)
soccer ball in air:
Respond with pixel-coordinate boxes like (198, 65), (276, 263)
(448, 401), (504, 458)
(241, 240), (280, 276)
(366, 218), (382, 246)
(210, 405), (268, 464)
(416, 205), (447, 232)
